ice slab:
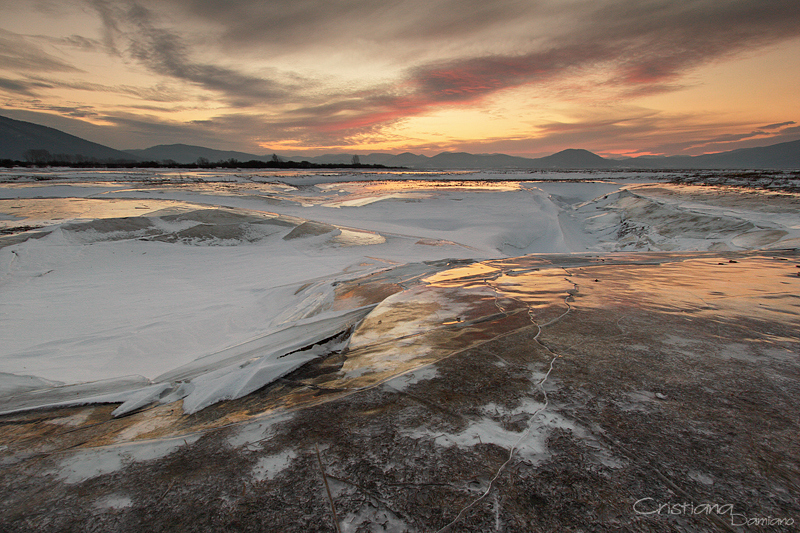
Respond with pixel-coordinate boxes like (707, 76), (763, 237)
(0, 306), (374, 416)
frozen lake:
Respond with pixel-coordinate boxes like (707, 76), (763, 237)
(1, 168), (799, 532)
(1, 168), (799, 415)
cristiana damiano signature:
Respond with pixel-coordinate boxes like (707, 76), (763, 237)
(634, 498), (795, 527)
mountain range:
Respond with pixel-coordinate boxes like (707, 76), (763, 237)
(2, 114), (799, 169)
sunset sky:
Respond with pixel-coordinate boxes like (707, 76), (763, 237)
(1, 0), (799, 157)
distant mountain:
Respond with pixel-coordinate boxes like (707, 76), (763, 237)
(376, 149), (614, 169)
(383, 152), (431, 167)
(361, 153), (397, 165)
(620, 155), (694, 169)
(0, 115), (139, 162)
(534, 148), (615, 169)
(407, 143), (800, 170)
(124, 144), (268, 164)
(620, 140), (800, 169)
(284, 153), (352, 165)
(692, 139), (800, 169)
(2, 114), (798, 169)
(425, 152), (535, 169)
(378, 152), (529, 169)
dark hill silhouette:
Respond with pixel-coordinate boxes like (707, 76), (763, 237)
(533, 148), (615, 169)
(383, 152), (431, 167)
(0, 115), (138, 162)
(693, 139), (800, 169)
(379, 149), (614, 169)
(124, 144), (268, 164)
(623, 140), (800, 169)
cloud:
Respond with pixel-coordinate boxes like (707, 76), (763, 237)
(146, 0), (796, 146)
(15, 101), (100, 118)
(407, 44), (611, 104)
(761, 121), (796, 130)
(0, 29), (81, 73)
(249, 43), (615, 139)
(0, 77), (53, 96)
(30, 34), (106, 52)
(87, 1), (305, 106)
(150, 0), (533, 54)
(448, 109), (799, 157)
(69, 1), (800, 144)
(0, 70), (190, 104)
(315, 0), (800, 135)
(88, 0), (123, 54)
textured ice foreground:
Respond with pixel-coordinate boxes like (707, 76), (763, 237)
(1, 169), (799, 415)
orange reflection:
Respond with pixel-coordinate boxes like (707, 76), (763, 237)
(0, 198), (195, 228)
(571, 256), (800, 325)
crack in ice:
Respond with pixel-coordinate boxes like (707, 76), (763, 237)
(436, 271), (577, 532)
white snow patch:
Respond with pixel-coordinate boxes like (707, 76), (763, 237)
(94, 494), (133, 510)
(324, 192), (428, 207)
(407, 398), (573, 461)
(0, 373), (62, 396)
(49, 410), (92, 427)
(331, 228), (386, 246)
(227, 413), (293, 449)
(252, 450), (297, 481)
(340, 505), (410, 533)
(180, 350), (321, 414)
(386, 365), (439, 391)
(689, 471), (715, 486)
(55, 434), (200, 484)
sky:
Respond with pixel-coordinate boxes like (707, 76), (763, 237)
(1, 0), (799, 157)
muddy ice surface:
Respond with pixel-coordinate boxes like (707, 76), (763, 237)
(1, 171), (799, 531)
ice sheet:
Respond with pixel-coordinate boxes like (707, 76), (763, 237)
(2, 170), (798, 415)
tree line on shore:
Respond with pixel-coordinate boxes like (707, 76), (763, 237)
(1, 150), (385, 169)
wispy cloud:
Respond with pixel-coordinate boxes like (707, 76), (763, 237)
(0, 77), (53, 96)
(87, 1), (307, 106)
(761, 121), (796, 130)
(0, 29), (81, 73)
(154, 0), (533, 54)
(33, 35), (105, 52)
